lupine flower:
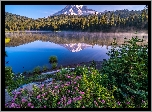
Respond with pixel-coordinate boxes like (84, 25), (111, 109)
(21, 98), (27, 103)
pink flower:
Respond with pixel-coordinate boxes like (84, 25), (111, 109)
(28, 103), (32, 107)
(44, 106), (46, 108)
(21, 98), (27, 103)
(31, 106), (34, 108)
(68, 90), (70, 93)
(126, 102), (130, 104)
(74, 82), (77, 84)
(82, 106), (85, 108)
(55, 86), (58, 89)
(117, 101), (121, 105)
(10, 103), (17, 108)
(77, 96), (82, 101)
(58, 101), (61, 105)
(67, 99), (72, 105)
(79, 91), (85, 95)
(67, 75), (71, 78)
(94, 100), (98, 106)
(37, 94), (41, 99)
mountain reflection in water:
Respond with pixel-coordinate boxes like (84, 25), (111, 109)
(5, 31), (148, 73)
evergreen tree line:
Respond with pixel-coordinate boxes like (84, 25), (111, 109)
(5, 7), (148, 32)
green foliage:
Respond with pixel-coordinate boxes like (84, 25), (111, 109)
(51, 63), (58, 69)
(42, 65), (48, 72)
(100, 36), (148, 106)
(49, 56), (58, 63)
(33, 66), (41, 74)
(5, 67), (14, 88)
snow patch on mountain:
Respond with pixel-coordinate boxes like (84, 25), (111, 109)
(53, 5), (98, 16)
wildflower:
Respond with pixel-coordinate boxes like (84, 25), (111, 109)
(28, 103), (32, 107)
(44, 106), (46, 108)
(82, 106), (85, 108)
(74, 82), (77, 84)
(16, 92), (21, 95)
(45, 98), (48, 100)
(79, 91), (85, 95)
(10, 103), (17, 108)
(67, 75), (71, 78)
(68, 90), (70, 93)
(58, 101), (61, 105)
(126, 102), (130, 104)
(94, 100), (99, 106)
(37, 94), (41, 99)
(101, 100), (105, 103)
(31, 106), (34, 108)
(55, 86), (58, 89)
(117, 101), (121, 105)
(21, 98), (27, 103)
(67, 99), (72, 105)
(77, 96), (82, 101)
(142, 100), (145, 103)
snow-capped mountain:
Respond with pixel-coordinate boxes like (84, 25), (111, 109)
(53, 5), (98, 16)
(60, 43), (92, 52)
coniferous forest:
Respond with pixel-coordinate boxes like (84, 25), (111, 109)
(5, 6), (148, 32)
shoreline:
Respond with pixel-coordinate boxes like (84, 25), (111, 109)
(21, 60), (106, 79)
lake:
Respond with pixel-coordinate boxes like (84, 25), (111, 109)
(5, 31), (148, 74)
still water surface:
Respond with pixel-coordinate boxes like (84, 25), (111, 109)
(5, 31), (148, 74)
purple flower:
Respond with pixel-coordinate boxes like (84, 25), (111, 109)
(77, 96), (82, 101)
(82, 106), (85, 108)
(16, 92), (21, 95)
(55, 86), (58, 89)
(28, 103), (32, 107)
(79, 91), (85, 95)
(74, 82), (77, 84)
(58, 101), (61, 105)
(101, 100), (105, 103)
(31, 106), (34, 108)
(67, 99), (72, 105)
(94, 100), (98, 105)
(117, 101), (121, 105)
(67, 75), (71, 78)
(10, 103), (17, 108)
(44, 106), (46, 108)
(126, 102), (130, 104)
(21, 98), (27, 103)
(37, 94), (41, 99)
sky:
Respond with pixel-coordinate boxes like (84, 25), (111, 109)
(5, 5), (146, 19)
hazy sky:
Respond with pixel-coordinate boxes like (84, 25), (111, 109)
(5, 5), (145, 19)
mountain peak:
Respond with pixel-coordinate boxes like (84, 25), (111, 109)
(53, 5), (98, 16)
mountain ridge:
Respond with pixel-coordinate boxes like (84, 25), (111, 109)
(53, 5), (98, 16)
